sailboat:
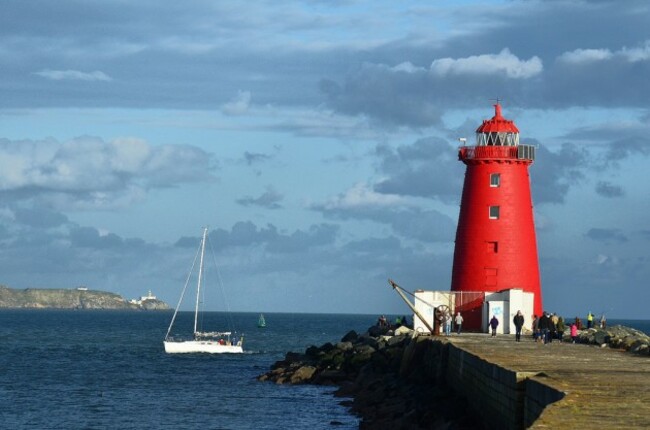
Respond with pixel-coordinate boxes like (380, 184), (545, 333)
(257, 313), (266, 328)
(163, 227), (244, 354)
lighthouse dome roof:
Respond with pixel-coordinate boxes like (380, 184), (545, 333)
(476, 103), (519, 134)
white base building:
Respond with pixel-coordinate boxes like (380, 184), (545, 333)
(413, 288), (534, 335)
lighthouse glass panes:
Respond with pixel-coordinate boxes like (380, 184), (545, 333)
(489, 206), (500, 219)
(476, 131), (519, 146)
(490, 173), (501, 187)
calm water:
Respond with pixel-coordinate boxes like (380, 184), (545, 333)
(0, 311), (374, 429)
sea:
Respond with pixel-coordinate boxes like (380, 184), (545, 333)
(1, 312), (648, 430)
(0, 310), (374, 430)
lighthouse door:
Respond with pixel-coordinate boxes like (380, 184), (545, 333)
(486, 301), (505, 334)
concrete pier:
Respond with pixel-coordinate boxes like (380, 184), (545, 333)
(444, 334), (650, 429)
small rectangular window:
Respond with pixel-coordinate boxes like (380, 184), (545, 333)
(490, 173), (500, 187)
(489, 206), (500, 219)
(487, 241), (498, 253)
(485, 267), (498, 286)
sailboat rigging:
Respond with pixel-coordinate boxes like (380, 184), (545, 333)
(163, 227), (244, 354)
(257, 313), (266, 328)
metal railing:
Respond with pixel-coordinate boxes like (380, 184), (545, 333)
(459, 144), (535, 161)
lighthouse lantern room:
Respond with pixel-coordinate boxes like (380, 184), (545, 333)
(450, 103), (542, 330)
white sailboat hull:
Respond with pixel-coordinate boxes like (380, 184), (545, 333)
(164, 340), (243, 354)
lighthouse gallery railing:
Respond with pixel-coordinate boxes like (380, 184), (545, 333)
(458, 144), (535, 161)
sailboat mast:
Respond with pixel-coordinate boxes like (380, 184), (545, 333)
(194, 227), (208, 335)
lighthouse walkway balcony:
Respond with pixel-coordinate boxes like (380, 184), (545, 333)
(459, 144), (536, 162)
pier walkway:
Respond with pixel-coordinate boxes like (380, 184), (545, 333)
(445, 333), (650, 428)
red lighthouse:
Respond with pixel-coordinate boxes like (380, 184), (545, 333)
(451, 103), (542, 329)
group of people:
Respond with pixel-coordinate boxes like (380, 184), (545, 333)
(376, 314), (411, 330)
(442, 312), (464, 336)
(531, 312), (566, 344)
(377, 310), (603, 343)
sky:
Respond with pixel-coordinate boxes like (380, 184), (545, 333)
(1, 0), (649, 319)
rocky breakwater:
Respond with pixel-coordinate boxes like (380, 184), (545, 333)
(258, 327), (482, 430)
(576, 325), (650, 355)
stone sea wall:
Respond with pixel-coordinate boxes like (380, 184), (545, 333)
(259, 324), (648, 429)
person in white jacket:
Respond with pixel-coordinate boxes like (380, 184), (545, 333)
(454, 312), (464, 335)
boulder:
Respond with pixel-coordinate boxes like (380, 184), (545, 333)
(341, 330), (358, 343)
(290, 365), (317, 384)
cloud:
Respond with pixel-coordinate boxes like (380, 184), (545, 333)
(585, 228), (628, 243)
(236, 187), (284, 209)
(13, 207), (68, 229)
(557, 49), (613, 64)
(34, 69), (112, 81)
(176, 221), (339, 255)
(318, 182), (405, 210)
(373, 137), (464, 203)
(221, 90), (252, 116)
(530, 143), (590, 204)
(319, 64), (445, 128)
(557, 42), (650, 65)
(244, 151), (273, 165)
(0, 137), (215, 210)
(70, 226), (124, 249)
(430, 48), (543, 79)
(595, 181), (624, 198)
(312, 182), (455, 243)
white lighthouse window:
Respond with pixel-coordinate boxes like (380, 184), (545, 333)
(489, 206), (500, 219)
(490, 173), (501, 187)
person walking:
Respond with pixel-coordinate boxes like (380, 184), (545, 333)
(532, 315), (539, 342)
(513, 311), (524, 342)
(548, 313), (557, 344)
(444, 313), (452, 336)
(570, 323), (578, 343)
(489, 315), (499, 337)
(556, 316), (565, 343)
(538, 312), (550, 344)
(454, 312), (463, 335)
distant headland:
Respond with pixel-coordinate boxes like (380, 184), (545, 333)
(0, 285), (169, 310)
